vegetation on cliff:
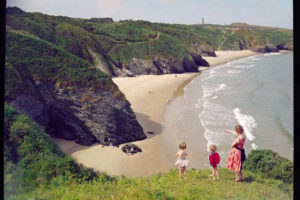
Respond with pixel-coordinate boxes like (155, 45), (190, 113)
(5, 30), (123, 100)
(4, 105), (105, 198)
(6, 7), (293, 76)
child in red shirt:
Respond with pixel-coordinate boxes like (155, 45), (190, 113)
(209, 144), (220, 180)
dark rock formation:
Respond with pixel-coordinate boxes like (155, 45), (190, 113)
(190, 53), (210, 66)
(239, 40), (248, 50)
(193, 43), (216, 57)
(276, 43), (293, 50)
(7, 78), (146, 145)
(253, 45), (279, 53)
(116, 53), (209, 76)
(125, 58), (161, 75)
(152, 58), (183, 74)
(121, 143), (142, 154)
(183, 58), (199, 72)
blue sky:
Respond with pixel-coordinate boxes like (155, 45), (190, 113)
(7, 0), (293, 29)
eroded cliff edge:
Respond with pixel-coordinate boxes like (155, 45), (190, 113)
(5, 31), (146, 145)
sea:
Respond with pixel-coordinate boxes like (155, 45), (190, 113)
(162, 52), (293, 169)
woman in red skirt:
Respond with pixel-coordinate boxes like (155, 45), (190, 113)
(225, 125), (246, 182)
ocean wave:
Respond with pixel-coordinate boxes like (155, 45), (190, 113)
(198, 101), (237, 151)
(212, 95), (218, 100)
(264, 52), (282, 56)
(251, 143), (258, 150)
(227, 70), (241, 74)
(235, 64), (255, 69)
(251, 58), (262, 61)
(202, 83), (226, 98)
(233, 108), (256, 141)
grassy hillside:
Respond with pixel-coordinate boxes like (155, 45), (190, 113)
(5, 30), (124, 100)
(4, 105), (104, 198)
(4, 105), (293, 199)
(6, 7), (293, 68)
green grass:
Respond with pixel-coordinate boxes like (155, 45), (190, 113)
(11, 168), (292, 200)
(4, 105), (103, 198)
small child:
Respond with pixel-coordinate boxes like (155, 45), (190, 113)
(209, 144), (220, 180)
(174, 142), (189, 180)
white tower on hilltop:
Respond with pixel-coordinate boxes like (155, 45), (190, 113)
(202, 17), (204, 24)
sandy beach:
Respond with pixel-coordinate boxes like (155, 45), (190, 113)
(54, 50), (258, 177)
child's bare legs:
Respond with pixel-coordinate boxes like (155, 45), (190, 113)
(183, 166), (187, 180)
(214, 167), (219, 180)
(211, 167), (219, 180)
(178, 167), (182, 179)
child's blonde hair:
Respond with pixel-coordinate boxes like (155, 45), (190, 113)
(179, 142), (186, 150)
(209, 144), (217, 152)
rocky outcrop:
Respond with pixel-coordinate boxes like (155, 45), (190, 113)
(194, 43), (216, 57)
(114, 54), (209, 76)
(253, 45), (279, 53)
(190, 53), (210, 66)
(5, 31), (146, 146)
(125, 58), (161, 75)
(7, 78), (146, 146)
(239, 40), (248, 50)
(121, 143), (142, 154)
(276, 43), (293, 50)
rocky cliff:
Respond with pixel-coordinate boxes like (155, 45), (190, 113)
(5, 31), (146, 145)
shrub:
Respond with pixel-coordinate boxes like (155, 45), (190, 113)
(4, 105), (101, 196)
(243, 149), (293, 184)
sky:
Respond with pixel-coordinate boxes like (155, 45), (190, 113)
(6, 0), (293, 29)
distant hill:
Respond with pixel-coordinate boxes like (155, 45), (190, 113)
(6, 7), (293, 77)
(230, 22), (251, 27)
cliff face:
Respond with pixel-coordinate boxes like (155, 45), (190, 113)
(7, 81), (146, 145)
(5, 31), (146, 145)
(113, 55), (209, 77)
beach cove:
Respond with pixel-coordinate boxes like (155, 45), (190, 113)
(54, 50), (288, 177)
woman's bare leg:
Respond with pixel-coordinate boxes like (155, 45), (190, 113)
(235, 172), (240, 181)
(240, 170), (244, 181)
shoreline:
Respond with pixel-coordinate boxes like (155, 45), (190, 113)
(54, 50), (266, 177)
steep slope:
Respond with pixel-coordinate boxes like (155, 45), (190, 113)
(5, 30), (146, 145)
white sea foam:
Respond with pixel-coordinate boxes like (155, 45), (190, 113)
(227, 70), (241, 74)
(264, 52), (281, 56)
(251, 143), (258, 150)
(216, 84), (226, 91)
(202, 83), (226, 98)
(251, 58), (262, 61)
(235, 65), (249, 68)
(198, 101), (237, 152)
(233, 108), (256, 141)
